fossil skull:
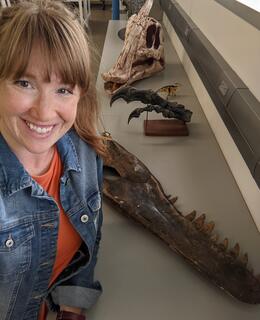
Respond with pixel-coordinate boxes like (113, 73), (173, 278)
(102, 0), (165, 94)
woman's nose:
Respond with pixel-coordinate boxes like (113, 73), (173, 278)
(31, 92), (56, 121)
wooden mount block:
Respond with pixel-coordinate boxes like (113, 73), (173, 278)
(144, 119), (189, 136)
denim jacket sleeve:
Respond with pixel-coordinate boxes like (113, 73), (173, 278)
(48, 155), (103, 311)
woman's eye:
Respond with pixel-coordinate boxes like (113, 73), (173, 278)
(57, 88), (73, 95)
(14, 80), (32, 88)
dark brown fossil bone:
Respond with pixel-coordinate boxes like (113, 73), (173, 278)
(110, 86), (193, 123)
(103, 134), (260, 304)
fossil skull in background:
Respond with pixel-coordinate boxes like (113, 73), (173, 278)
(102, 0), (165, 94)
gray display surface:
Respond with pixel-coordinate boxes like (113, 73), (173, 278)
(91, 21), (260, 319)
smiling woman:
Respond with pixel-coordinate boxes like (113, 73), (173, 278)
(0, 1), (105, 320)
(0, 44), (81, 175)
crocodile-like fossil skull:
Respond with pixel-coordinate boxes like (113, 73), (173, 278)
(102, 0), (165, 94)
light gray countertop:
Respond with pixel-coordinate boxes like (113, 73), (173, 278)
(90, 20), (260, 319)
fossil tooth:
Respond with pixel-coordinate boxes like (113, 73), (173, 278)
(193, 214), (206, 229)
(230, 243), (240, 258)
(241, 253), (248, 266)
(223, 238), (229, 249)
(169, 196), (178, 204)
(202, 221), (215, 235)
(218, 238), (229, 251)
(185, 210), (197, 221)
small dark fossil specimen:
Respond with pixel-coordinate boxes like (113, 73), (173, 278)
(103, 133), (260, 304)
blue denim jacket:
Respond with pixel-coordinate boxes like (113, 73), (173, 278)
(0, 129), (103, 320)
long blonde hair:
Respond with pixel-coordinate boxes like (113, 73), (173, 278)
(0, 0), (106, 156)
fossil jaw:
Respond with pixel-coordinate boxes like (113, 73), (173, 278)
(103, 135), (260, 304)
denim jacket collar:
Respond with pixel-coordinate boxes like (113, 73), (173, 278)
(0, 130), (81, 197)
(56, 130), (81, 174)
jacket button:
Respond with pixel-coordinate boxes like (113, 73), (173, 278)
(80, 214), (89, 223)
(5, 238), (14, 248)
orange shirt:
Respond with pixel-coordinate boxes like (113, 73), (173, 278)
(34, 147), (82, 320)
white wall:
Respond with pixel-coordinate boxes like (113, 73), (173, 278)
(176, 0), (260, 101)
(163, 0), (260, 231)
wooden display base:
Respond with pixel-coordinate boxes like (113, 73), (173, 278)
(144, 119), (189, 136)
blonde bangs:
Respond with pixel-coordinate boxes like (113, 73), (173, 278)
(0, 1), (91, 92)
(0, 0), (106, 157)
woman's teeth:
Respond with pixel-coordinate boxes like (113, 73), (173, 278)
(26, 121), (53, 134)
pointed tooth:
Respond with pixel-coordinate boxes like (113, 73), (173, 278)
(185, 210), (196, 221)
(229, 243), (240, 258)
(241, 253), (248, 266)
(169, 196), (178, 204)
(193, 214), (206, 229)
(224, 238), (229, 249)
(202, 221), (215, 235)
(210, 234), (219, 243)
(218, 238), (228, 251)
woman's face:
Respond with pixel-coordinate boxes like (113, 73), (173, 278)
(0, 45), (81, 162)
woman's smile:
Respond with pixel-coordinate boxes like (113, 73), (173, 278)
(25, 119), (54, 135)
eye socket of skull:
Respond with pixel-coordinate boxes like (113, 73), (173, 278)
(146, 24), (161, 49)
